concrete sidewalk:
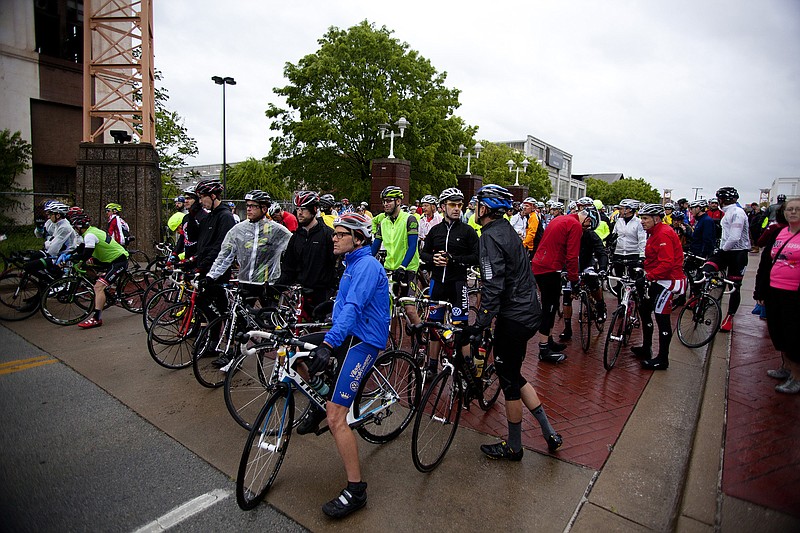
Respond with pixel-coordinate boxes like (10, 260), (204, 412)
(2, 258), (798, 531)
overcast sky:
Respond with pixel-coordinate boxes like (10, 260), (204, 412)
(152, 0), (799, 203)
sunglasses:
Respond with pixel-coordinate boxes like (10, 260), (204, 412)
(446, 202), (463, 208)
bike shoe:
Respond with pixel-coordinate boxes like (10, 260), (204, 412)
(211, 355), (230, 368)
(631, 345), (652, 359)
(546, 433), (564, 453)
(322, 486), (367, 518)
(538, 347), (566, 364)
(297, 405), (327, 435)
(77, 317), (102, 329)
(480, 440), (523, 461)
(548, 338), (567, 352)
(641, 357), (669, 370)
(558, 330), (572, 341)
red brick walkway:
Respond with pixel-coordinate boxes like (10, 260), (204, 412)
(724, 303), (800, 517)
(460, 296), (652, 471)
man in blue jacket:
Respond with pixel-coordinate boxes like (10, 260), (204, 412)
(302, 213), (390, 519)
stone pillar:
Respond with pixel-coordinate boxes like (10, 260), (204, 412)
(457, 174), (483, 202)
(370, 158), (410, 214)
(507, 185), (529, 203)
(76, 142), (161, 257)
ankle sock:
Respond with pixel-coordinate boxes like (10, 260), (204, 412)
(347, 481), (367, 496)
(531, 404), (555, 438)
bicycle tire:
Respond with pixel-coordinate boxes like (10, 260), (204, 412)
(623, 298), (638, 346)
(127, 249), (150, 271)
(143, 284), (184, 332)
(117, 270), (153, 313)
(40, 276), (95, 326)
(147, 301), (197, 369)
(236, 384), (294, 510)
(578, 292), (592, 352)
(677, 295), (722, 348)
(355, 351), (420, 444)
(603, 307), (626, 371)
(225, 349), (275, 430)
(411, 366), (462, 472)
(192, 313), (235, 388)
(0, 269), (42, 321)
(477, 339), (501, 411)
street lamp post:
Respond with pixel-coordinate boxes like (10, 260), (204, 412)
(507, 158), (530, 186)
(692, 187), (703, 200)
(378, 117), (410, 159)
(458, 142), (483, 175)
(211, 75), (236, 191)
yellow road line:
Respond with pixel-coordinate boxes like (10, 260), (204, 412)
(0, 356), (58, 375)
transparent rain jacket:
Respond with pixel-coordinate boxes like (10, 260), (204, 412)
(208, 218), (291, 284)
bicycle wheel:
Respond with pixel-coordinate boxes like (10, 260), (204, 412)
(236, 384), (294, 510)
(354, 351), (420, 444)
(117, 270), (153, 313)
(40, 276), (95, 326)
(578, 292), (592, 352)
(193, 313), (237, 388)
(147, 301), (197, 369)
(387, 311), (405, 350)
(411, 366), (462, 472)
(143, 285), (184, 332)
(677, 295), (722, 348)
(0, 269), (41, 321)
(603, 307), (626, 371)
(477, 340), (501, 411)
(225, 348), (276, 430)
(127, 249), (150, 271)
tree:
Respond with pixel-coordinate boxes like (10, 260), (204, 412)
(586, 177), (661, 206)
(0, 129), (33, 226)
(266, 20), (476, 202)
(225, 158), (290, 201)
(469, 141), (552, 200)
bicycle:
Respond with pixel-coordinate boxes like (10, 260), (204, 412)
(123, 235), (150, 272)
(146, 276), (203, 369)
(606, 257), (641, 298)
(676, 273), (735, 348)
(0, 250), (60, 321)
(385, 269), (425, 350)
(141, 268), (191, 332)
(411, 321), (500, 473)
(574, 271), (606, 353)
(602, 271), (643, 371)
(235, 328), (420, 510)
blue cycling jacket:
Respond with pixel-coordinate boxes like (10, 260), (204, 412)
(324, 246), (390, 350)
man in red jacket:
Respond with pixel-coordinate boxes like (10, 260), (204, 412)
(635, 204), (686, 370)
(531, 208), (588, 362)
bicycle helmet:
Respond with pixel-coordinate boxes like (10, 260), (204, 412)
(195, 179), (224, 197)
(777, 194), (787, 202)
(68, 212), (92, 228)
(677, 198), (688, 204)
(67, 206), (84, 217)
(664, 202), (675, 210)
(244, 189), (271, 205)
(319, 193), (335, 209)
(48, 202), (70, 216)
(42, 199), (58, 211)
(535, 201), (546, 209)
(568, 200), (577, 212)
(577, 196), (594, 207)
(294, 190), (320, 209)
(227, 201), (236, 209)
(715, 187), (739, 203)
(552, 202), (564, 210)
(360, 201), (368, 208)
(593, 199), (605, 210)
(476, 184), (513, 211)
(638, 203), (666, 217)
(709, 197), (719, 204)
(583, 207), (600, 230)
(174, 195), (185, 203)
(521, 197), (536, 206)
(619, 198), (639, 210)
(438, 187), (464, 204)
(689, 199), (708, 209)
(105, 202), (122, 213)
(334, 213), (372, 241)
(420, 194), (437, 205)
(545, 200), (555, 208)
(381, 185), (404, 199)
(182, 185), (198, 198)
(268, 203), (282, 217)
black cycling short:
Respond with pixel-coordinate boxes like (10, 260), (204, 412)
(705, 249), (748, 281)
(493, 316), (536, 402)
(428, 279), (469, 323)
(534, 271), (562, 335)
(97, 257), (128, 286)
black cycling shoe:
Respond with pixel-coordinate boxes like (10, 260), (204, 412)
(538, 344), (566, 364)
(548, 338), (567, 352)
(641, 357), (669, 370)
(296, 405), (327, 435)
(211, 354), (230, 368)
(546, 433), (564, 453)
(558, 329), (572, 341)
(322, 486), (367, 518)
(595, 303), (607, 323)
(631, 345), (652, 359)
(480, 440), (523, 461)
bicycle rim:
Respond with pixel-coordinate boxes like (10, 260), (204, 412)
(579, 293), (591, 352)
(677, 295), (721, 348)
(193, 314), (233, 388)
(236, 386), (294, 510)
(603, 308), (625, 371)
(412, 366), (462, 472)
(0, 270), (41, 321)
(40, 276), (95, 326)
(477, 344), (501, 411)
(147, 302), (196, 369)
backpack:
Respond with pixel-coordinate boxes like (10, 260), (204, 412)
(118, 216), (131, 242)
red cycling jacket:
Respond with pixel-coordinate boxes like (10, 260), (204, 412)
(531, 213), (582, 282)
(644, 222), (685, 281)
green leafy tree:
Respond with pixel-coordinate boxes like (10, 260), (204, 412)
(225, 158), (290, 201)
(0, 129), (33, 226)
(470, 141), (552, 200)
(586, 177), (661, 206)
(266, 20), (476, 202)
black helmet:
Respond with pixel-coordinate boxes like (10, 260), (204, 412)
(777, 194), (786, 202)
(195, 179), (224, 197)
(294, 191), (320, 209)
(244, 190), (271, 205)
(583, 207), (600, 230)
(319, 194), (335, 209)
(715, 187), (739, 203)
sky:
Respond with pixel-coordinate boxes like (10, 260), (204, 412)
(151, 0), (800, 203)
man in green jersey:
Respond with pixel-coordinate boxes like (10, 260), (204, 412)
(371, 185), (422, 327)
(65, 212), (129, 328)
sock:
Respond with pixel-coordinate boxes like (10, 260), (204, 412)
(507, 421), (522, 452)
(427, 359), (438, 370)
(531, 404), (555, 438)
(563, 321), (572, 332)
(347, 480), (367, 495)
(94, 310), (102, 320)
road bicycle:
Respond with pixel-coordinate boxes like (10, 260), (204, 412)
(411, 321), (500, 473)
(146, 277), (203, 369)
(605, 257), (641, 298)
(385, 268), (425, 350)
(574, 271), (606, 353)
(676, 273), (734, 348)
(235, 328), (420, 510)
(141, 268), (192, 332)
(0, 250), (59, 321)
(602, 271), (643, 371)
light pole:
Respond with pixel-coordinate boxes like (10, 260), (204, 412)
(507, 158), (530, 186)
(458, 142), (483, 175)
(211, 75), (236, 191)
(692, 187), (703, 200)
(378, 117), (410, 158)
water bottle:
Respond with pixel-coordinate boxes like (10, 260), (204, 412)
(310, 375), (330, 397)
(475, 344), (486, 378)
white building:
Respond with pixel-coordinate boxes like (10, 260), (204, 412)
(769, 177), (800, 203)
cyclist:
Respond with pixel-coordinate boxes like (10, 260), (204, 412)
(268, 202), (298, 233)
(194, 179), (236, 276)
(371, 185), (422, 328)
(610, 199), (646, 293)
(521, 197), (541, 255)
(23, 202), (78, 290)
(680, 198), (716, 303)
(318, 194), (337, 228)
(592, 199), (611, 243)
(417, 194), (442, 249)
(65, 212), (129, 329)
(167, 196), (187, 239)
(300, 213), (389, 518)
(465, 184), (562, 460)
(276, 191), (338, 315)
(663, 202), (675, 225)
(170, 185), (207, 268)
(559, 207), (608, 340)
(700, 186), (750, 332)
(634, 204), (685, 370)
(509, 201), (527, 238)
(419, 187), (479, 378)
(227, 201), (240, 223)
(767, 194), (786, 223)
(104, 203), (129, 246)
